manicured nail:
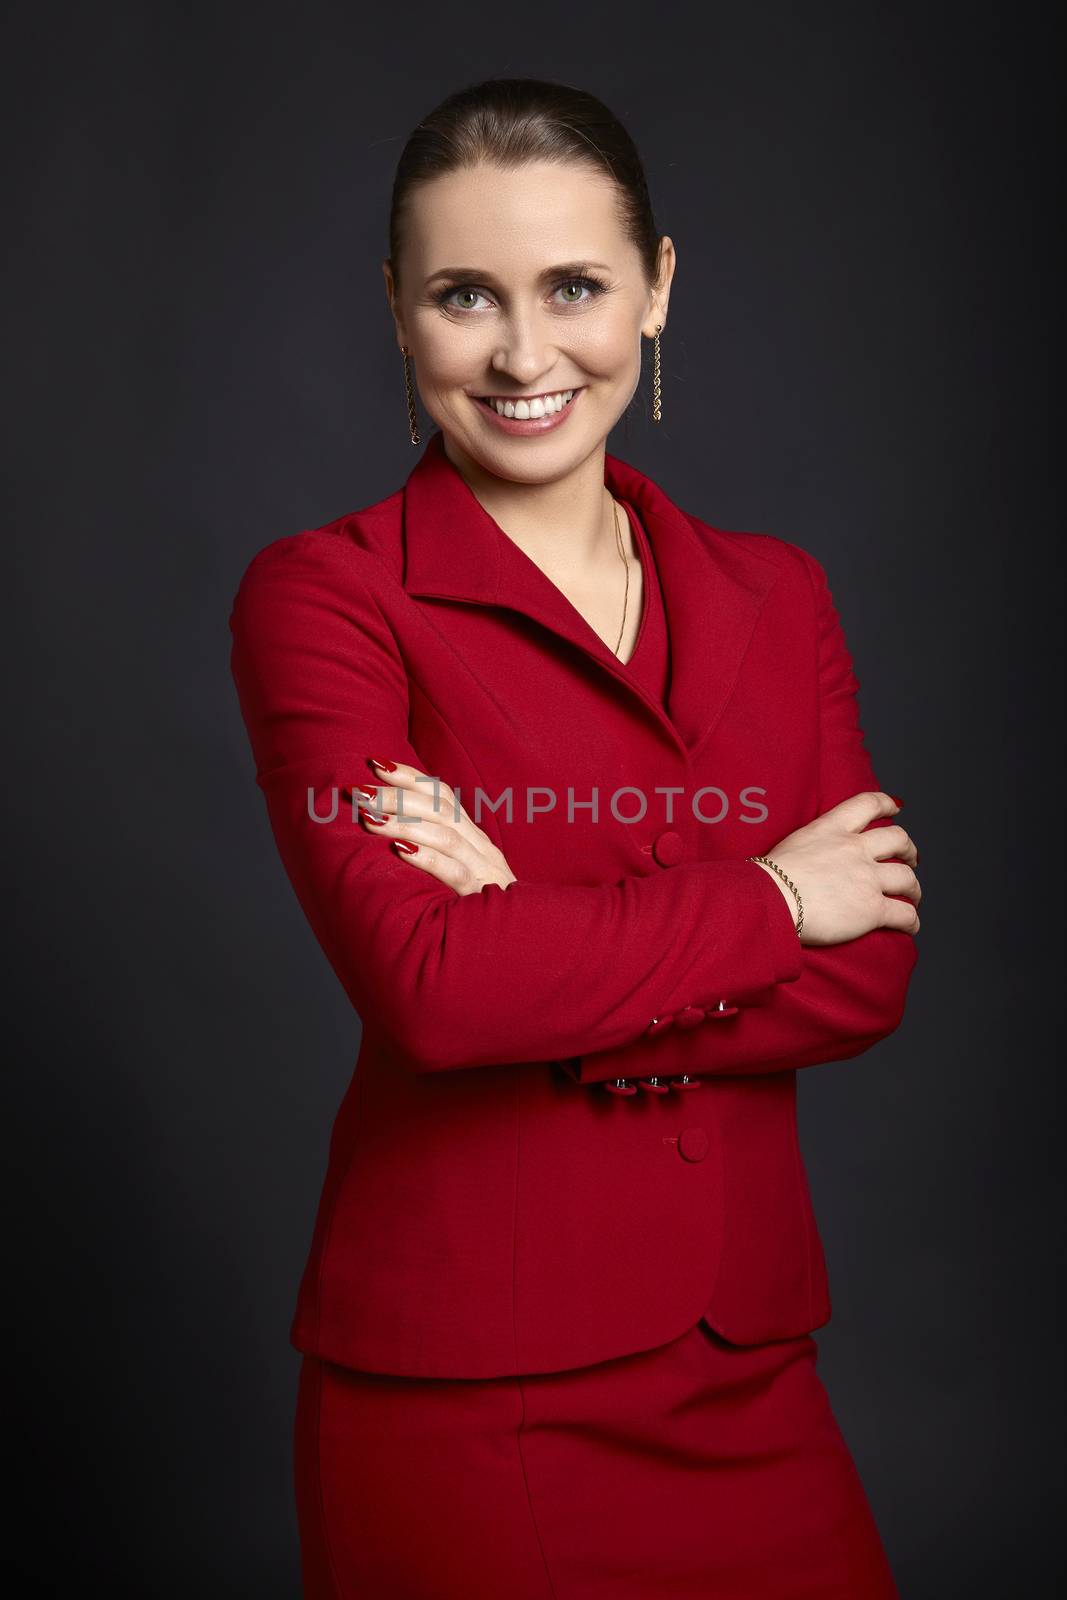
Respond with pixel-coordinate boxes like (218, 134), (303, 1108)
(345, 784), (377, 803)
(393, 840), (418, 855)
(890, 795), (905, 807)
(370, 756), (397, 772)
(358, 806), (388, 826)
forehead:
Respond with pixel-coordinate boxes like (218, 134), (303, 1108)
(405, 160), (627, 266)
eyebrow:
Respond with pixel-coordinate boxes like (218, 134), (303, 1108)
(424, 261), (612, 287)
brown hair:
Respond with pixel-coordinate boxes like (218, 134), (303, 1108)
(387, 77), (664, 295)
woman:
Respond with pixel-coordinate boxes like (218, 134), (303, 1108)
(229, 77), (921, 1600)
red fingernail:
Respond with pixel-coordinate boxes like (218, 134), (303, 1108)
(393, 840), (418, 855)
(345, 784), (377, 803)
(369, 756), (397, 772)
(891, 795), (905, 807)
(358, 806), (388, 826)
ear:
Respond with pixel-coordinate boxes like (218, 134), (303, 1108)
(382, 259), (408, 349)
(644, 235), (676, 337)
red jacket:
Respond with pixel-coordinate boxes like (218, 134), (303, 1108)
(228, 429), (917, 1379)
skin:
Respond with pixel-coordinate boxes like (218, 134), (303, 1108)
(382, 157), (672, 640)
(362, 160), (921, 945)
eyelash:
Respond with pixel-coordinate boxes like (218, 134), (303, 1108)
(431, 274), (610, 313)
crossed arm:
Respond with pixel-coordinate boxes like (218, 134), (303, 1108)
(229, 532), (916, 1078)
(561, 545), (919, 1082)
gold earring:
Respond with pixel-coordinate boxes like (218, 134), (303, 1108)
(652, 324), (663, 423)
(401, 346), (420, 446)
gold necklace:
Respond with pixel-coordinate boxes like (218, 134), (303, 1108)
(610, 497), (631, 657)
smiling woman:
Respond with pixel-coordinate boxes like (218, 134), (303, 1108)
(229, 74), (920, 1599)
(383, 130), (672, 506)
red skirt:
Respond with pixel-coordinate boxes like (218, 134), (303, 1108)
(293, 1317), (899, 1598)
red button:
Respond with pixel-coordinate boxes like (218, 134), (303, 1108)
(675, 1005), (705, 1030)
(651, 830), (684, 867)
(678, 1127), (709, 1163)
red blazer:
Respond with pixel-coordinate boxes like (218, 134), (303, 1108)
(228, 429), (917, 1380)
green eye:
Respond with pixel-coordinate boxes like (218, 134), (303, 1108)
(432, 274), (608, 312)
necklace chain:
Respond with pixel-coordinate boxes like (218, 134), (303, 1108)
(610, 497), (631, 657)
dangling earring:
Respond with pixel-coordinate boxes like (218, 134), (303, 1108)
(651, 324), (663, 423)
(401, 346), (420, 446)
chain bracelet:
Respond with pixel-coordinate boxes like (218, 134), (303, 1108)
(746, 854), (804, 938)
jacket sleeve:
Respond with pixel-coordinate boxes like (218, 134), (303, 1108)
(564, 544), (919, 1083)
(228, 530), (806, 1075)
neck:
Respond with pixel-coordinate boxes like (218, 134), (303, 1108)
(441, 432), (630, 576)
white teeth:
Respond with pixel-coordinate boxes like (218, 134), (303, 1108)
(484, 390), (575, 419)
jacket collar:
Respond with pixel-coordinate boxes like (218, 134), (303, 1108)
(401, 429), (780, 761)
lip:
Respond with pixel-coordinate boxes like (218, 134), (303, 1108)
(471, 387), (585, 436)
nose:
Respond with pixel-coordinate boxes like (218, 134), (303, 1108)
(490, 306), (556, 388)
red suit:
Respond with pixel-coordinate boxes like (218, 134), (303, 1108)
(229, 429), (914, 1595)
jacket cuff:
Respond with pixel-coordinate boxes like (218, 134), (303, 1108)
(556, 860), (804, 1085)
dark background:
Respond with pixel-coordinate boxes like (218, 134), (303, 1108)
(7, 1), (1061, 1593)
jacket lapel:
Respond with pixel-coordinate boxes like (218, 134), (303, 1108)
(402, 430), (781, 762)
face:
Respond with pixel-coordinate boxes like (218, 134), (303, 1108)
(383, 160), (674, 483)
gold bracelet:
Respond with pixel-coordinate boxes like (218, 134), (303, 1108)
(747, 854), (804, 937)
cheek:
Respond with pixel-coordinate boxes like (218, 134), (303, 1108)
(570, 320), (641, 381)
(416, 325), (481, 383)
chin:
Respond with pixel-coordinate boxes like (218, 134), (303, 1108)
(480, 433), (596, 478)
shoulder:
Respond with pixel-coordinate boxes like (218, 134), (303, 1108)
(682, 507), (828, 603)
(227, 487), (411, 671)
(683, 514), (861, 667)
(230, 485), (407, 613)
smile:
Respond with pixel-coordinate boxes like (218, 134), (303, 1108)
(471, 387), (585, 436)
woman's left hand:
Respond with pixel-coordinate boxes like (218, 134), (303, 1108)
(346, 760), (517, 896)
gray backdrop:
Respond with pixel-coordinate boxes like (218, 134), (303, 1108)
(7, 2), (1060, 1594)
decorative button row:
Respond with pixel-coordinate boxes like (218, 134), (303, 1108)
(642, 999), (739, 1037)
(608, 1000), (739, 1094)
(604, 1074), (702, 1095)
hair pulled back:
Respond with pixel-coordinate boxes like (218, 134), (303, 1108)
(387, 77), (662, 294)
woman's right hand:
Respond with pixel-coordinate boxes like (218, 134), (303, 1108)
(753, 791), (921, 946)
